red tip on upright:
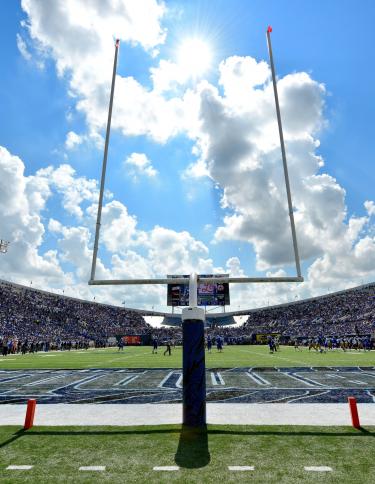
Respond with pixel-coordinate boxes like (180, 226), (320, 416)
(267, 26), (272, 33)
(115, 39), (120, 47)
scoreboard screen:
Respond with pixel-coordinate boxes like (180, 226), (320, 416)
(167, 274), (230, 307)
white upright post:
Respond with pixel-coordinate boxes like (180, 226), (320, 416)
(90, 39), (120, 282)
(266, 26), (302, 278)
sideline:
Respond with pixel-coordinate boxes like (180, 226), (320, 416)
(1, 403), (375, 426)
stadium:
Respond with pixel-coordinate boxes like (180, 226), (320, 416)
(1, 1), (375, 483)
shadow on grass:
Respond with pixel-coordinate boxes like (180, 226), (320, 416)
(208, 428), (375, 437)
(175, 425), (210, 468)
(0, 429), (26, 449)
(1, 426), (374, 451)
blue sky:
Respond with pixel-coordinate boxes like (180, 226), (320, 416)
(0, 0), (374, 310)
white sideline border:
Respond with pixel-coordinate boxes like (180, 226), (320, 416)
(0, 403), (375, 426)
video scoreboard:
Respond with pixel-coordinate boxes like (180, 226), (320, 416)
(167, 274), (230, 307)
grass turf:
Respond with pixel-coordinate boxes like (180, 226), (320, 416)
(0, 345), (374, 370)
(0, 425), (374, 483)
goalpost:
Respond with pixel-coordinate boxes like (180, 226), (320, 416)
(89, 27), (303, 427)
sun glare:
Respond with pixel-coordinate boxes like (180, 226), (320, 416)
(177, 38), (212, 78)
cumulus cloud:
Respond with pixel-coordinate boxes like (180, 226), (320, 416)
(19, 0), (206, 144)
(124, 152), (157, 179)
(36, 164), (98, 218)
(365, 200), (375, 217)
(0, 144), (224, 307)
(16, 33), (32, 61)
(65, 131), (83, 150)
(0, 146), (67, 287)
(14, 1), (375, 306)
(19, 0), (190, 142)
(184, 56), (375, 290)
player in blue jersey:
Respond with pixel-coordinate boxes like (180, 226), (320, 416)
(216, 336), (223, 352)
(152, 337), (158, 354)
(118, 338), (125, 351)
(207, 335), (212, 353)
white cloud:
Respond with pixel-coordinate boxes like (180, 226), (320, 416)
(0, 146), (68, 287)
(183, 57), (375, 291)
(19, 0), (184, 142)
(150, 37), (213, 93)
(65, 131), (83, 150)
(20, 1), (204, 144)
(36, 164), (98, 218)
(16, 33), (32, 61)
(13, 1), (375, 306)
(150, 59), (188, 93)
(218, 56), (270, 106)
(1, 141), (373, 310)
(365, 200), (375, 217)
(0, 145), (223, 307)
(124, 152), (157, 179)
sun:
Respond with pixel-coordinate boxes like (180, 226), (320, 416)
(177, 38), (212, 79)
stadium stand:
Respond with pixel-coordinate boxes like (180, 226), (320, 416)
(0, 279), (150, 352)
(0, 279), (374, 353)
(245, 283), (375, 339)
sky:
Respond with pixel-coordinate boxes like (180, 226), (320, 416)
(0, 0), (374, 313)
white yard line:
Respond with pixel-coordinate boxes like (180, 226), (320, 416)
(115, 375), (140, 386)
(79, 466), (106, 471)
(6, 465), (33, 470)
(158, 371), (174, 388)
(176, 373), (183, 388)
(358, 371), (375, 378)
(304, 466), (332, 472)
(239, 347), (319, 367)
(246, 372), (270, 386)
(285, 372), (326, 387)
(366, 390), (375, 402)
(153, 466), (179, 471)
(26, 373), (70, 386)
(228, 466), (254, 471)
(216, 372), (225, 385)
(287, 390), (330, 404)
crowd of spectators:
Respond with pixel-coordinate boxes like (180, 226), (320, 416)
(0, 280), (150, 353)
(1, 280), (374, 353)
(244, 283), (375, 339)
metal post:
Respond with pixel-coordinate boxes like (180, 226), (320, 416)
(266, 26), (302, 278)
(0, 240), (9, 254)
(90, 39), (120, 281)
(182, 273), (206, 426)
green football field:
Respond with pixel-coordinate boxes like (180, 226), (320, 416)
(0, 425), (374, 483)
(2, 345), (375, 483)
(0, 345), (374, 370)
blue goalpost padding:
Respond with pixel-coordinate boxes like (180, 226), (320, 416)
(182, 307), (206, 427)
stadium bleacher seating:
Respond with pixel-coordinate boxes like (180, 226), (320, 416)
(0, 279), (374, 352)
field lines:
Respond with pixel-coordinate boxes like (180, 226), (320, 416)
(1, 366), (375, 403)
(1, 346), (375, 370)
(1, 462), (338, 474)
(0, 425), (374, 483)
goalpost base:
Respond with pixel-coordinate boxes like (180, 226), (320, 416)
(182, 307), (206, 427)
